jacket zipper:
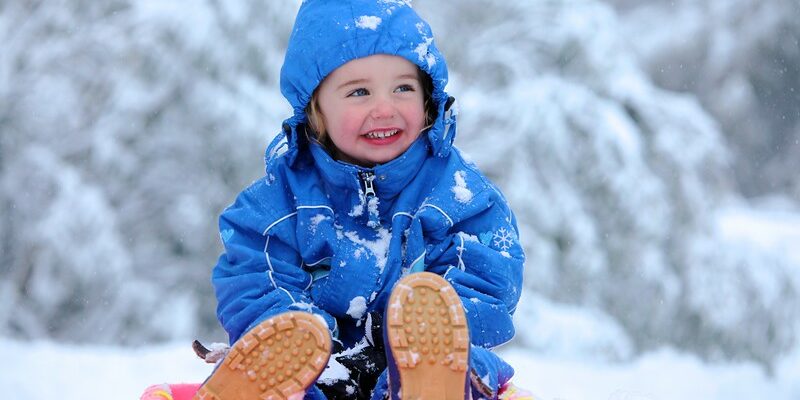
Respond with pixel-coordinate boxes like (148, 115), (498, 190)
(358, 171), (380, 227)
(359, 171), (376, 198)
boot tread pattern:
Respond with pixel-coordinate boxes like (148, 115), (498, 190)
(193, 312), (331, 400)
(387, 272), (470, 399)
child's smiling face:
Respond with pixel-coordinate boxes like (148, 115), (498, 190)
(315, 54), (427, 167)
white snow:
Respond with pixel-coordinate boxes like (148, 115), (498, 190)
(319, 339), (369, 385)
(317, 355), (350, 385)
(353, 247), (365, 259)
(413, 36), (436, 67)
(349, 200), (365, 218)
(457, 232), (480, 243)
(344, 228), (392, 271)
(366, 196), (380, 228)
(716, 204), (800, 266)
(346, 296), (368, 319)
(409, 350), (420, 365)
(379, 0), (412, 9)
(355, 15), (381, 30)
(497, 346), (800, 400)
(0, 339), (213, 400)
(0, 336), (798, 400)
(308, 214), (330, 234)
(290, 301), (315, 313)
(452, 170), (473, 203)
(348, 192), (380, 227)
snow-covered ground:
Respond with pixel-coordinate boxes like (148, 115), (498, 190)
(2, 338), (798, 400)
(501, 346), (800, 400)
(2, 204), (799, 400)
(717, 199), (800, 267)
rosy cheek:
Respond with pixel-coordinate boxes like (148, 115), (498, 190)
(339, 119), (360, 137)
(343, 112), (367, 136)
(406, 107), (426, 130)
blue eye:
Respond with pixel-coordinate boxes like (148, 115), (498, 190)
(348, 88), (369, 97)
(395, 84), (415, 93)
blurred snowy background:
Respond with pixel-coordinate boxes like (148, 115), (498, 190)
(1, 0), (799, 398)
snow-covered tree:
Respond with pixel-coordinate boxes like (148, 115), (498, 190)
(605, 0), (800, 199)
(0, 0), (298, 343)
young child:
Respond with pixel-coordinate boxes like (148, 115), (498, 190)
(142, 1), (532, 399)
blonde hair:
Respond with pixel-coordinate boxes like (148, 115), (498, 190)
(305, 96), (330, 146)
(305, 67), (436, 153)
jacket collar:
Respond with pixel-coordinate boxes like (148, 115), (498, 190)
(308, 134), (430, 199)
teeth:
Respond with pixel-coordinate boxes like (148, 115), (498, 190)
(366, 129), (398, 139)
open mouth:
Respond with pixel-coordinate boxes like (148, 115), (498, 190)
(364, 129), (399, 139)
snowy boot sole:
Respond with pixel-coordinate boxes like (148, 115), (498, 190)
(194, 312), (331, 400)
(386, 272), (469, 400)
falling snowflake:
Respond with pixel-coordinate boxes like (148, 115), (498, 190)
(492, 227), (514, 251)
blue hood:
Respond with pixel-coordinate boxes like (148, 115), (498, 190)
(272, 0), (456, 166)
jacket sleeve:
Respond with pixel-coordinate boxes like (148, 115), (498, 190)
(423, 186), (525, 349)
(211, 187), (337, 344)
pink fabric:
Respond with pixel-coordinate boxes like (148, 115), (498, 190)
(169, 384), (201, 399)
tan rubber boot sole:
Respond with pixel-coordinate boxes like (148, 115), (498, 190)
(194, 312), (331, 400)
(387, 272), (470, 400)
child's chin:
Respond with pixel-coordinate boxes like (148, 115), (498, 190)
(368, 151), (403, 165)
(349, 145), (409, 166)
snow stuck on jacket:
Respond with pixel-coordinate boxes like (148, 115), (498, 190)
(414, 22), (436, 67)
(380, 0), (412, 7)
(347, 296), (367, 319)
(378, 0), (413, 15)
(366, 197), (380, 228)
(348, 195), (365, 218)
(457, 231), (480, 243)
(348, 193), (380, 227)
(309, 214), (330, 234)
(355, 15), (381, 30)
(344, 228), (392, 271)
(452, 170), (473, 203)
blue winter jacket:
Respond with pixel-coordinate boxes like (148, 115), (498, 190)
(212, 0), (524, 351)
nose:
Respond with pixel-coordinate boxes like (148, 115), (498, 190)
(370, 96), (396, 119)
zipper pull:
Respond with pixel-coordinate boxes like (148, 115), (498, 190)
(360, 171), (376, 198)
(359, 171), (380, 228)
